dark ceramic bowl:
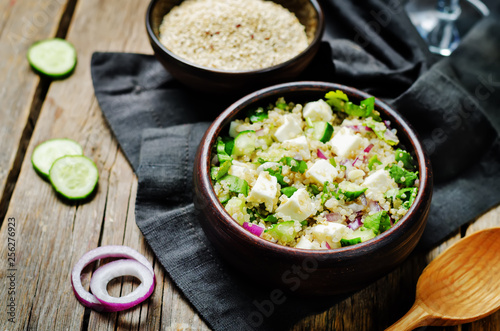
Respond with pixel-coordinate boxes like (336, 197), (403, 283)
(146, 0), (324, 93)
(193, 82), (433, 296)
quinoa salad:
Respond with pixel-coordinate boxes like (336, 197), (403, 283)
(210, 91), (420, 250)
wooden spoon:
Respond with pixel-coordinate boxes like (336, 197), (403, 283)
(386, 227), (500, 331)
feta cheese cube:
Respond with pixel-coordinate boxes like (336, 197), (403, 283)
(229, 160), (256, 179)
(306, 159), (338, 185)
(248, 172), (278, 212)
(274, 114), (303, 142)
(329, 127), (368, 158)
(362, 169), (397, 200)
(283, 135), (310, 160)
(295, 236), (314, 249)
(311, 222), (349, 243)
(276, 188), (314, 221)
(302, 99), (333, 122)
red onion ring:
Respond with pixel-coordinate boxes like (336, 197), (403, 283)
(90, 259), (155, 312)
(71, 245), (155, 312)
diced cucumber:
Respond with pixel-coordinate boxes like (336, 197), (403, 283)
(49, 155), (98, 200)
(225, 197), (246, 225)
(220, 175), (249, 196)
(265, 221), (296, 244)
(211, 160), (232, 181)
(338, 182), (367, 201)
(31, 138), (83, 178)
(344, 228), (376, 242)
(216, 138), (232, 163)
(312, 122), (334, 143)
(233, 130), (257, 156)
(362, 211), (391, 235)
(340, 237), (362, 247)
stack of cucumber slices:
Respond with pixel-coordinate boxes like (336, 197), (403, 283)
(31, 139), (99, 200)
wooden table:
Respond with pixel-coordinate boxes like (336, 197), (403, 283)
(0, 1), (498, 330)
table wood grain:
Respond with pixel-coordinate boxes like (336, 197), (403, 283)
(0, 1), (498, 330)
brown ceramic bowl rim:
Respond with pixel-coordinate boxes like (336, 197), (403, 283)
(198, 81), (432, 258)
(146, 0), (325, 75)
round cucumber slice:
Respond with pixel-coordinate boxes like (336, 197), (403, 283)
(49, 155), (99, 200)
(27, 38), (77, 78)
(32, 138), (83, 178)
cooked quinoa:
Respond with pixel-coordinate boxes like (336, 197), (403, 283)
(210, 91), (420, 250)
(158, 0), (309, 71)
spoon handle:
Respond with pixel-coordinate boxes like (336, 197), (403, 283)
(385, 301), (433, 331)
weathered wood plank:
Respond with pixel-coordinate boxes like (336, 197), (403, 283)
(0, 0), (70, 220)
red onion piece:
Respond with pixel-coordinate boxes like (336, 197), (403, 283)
(364, 126), (373, 132)
(256, 128), (265, 136)
(317, 149), (327, 160)
(384, 120), (392, 130)
(363, 144), (374, 153)
(360, 193), (367, 206)
(368, 200), (382, 212)
(243, 222), (264, 237)
(352, 157), (360, 166)
(348, 217), (363, 231)
(90, 259), (155, 312)
(325, 242), (331, 249)
(325, 212), (342, 222)
(71, 246), (155, 312)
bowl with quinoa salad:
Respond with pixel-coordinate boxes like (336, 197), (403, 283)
(146, 0), (324, 93)
(193, 82), (432, 295)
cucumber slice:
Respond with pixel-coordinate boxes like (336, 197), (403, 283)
(265, 221), (296, 244)
(312, 122), (333, 143)
(31, 138), (83, 178)
(233, 130), (257, 156)
(27, 38), (77, 78)
(338, 181), (367, 201)
(49, 155), (99, 200)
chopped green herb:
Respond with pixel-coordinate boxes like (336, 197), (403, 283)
(387, 165), (418, 187)
(362, 211), (392, 235)
(266, 167), (288, 187)
(329, 158), (337, 167)
(281, 186), (297, 198)
(211, 160), (232, 181)
(220, 175), (249, 196)
(368, 155), (382, 170)
(395, 148), (416, 171)
(281, 157), (307, 173)
(325, 90), (378, 119)
(247, 107), (268, 123)
(364, 118), (398, 146)
(307, 184), (320, 195)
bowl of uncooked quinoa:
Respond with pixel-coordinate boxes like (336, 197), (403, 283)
(193, 82), (433, 295)
(146, 0), (324, 93)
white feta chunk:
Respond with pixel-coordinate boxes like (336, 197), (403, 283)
(311, 222), (349, 243)
(276, 188), (314, 221)
(248, 172), (278, 212)
(283, 135), (310, 160)
(228, 160), (256, 179)
(306, 159), (338, 185)
(329, 127), (368, 158)
(302, 99), (333, 122)
(274, 114), (303, 142)
(362, 169), (397, 200)
(295, 236), (314, 249)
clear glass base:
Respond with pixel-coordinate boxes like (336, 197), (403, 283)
(405, 0), (489, 56)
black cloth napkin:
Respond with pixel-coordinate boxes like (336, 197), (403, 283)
(91, 0), (500, 330)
